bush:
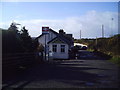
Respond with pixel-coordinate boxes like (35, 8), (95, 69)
(93, 51), (112, 60)
(74, 34), (120, 56)
(109, 56), (120, 67)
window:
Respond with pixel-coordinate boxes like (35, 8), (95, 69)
(52, 45), (57, 52)
(61, 45), (65, 53)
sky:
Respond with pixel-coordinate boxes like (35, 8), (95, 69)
(0, 1), (119, 39)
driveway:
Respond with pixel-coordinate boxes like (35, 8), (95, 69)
(2, 59), (119, 89)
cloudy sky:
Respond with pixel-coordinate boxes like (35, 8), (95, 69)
(0, 1), (119, 39)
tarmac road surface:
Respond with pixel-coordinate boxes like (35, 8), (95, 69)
(2, 59), (119, 89)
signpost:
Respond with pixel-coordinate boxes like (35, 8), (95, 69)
(42, 27), (49, 34)
(42, 27), (49, 61)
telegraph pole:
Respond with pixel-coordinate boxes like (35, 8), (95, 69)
(95, 36), (98, 51)
(111, 18), (114, 36)
(102, 24), (104, 38)
(80, 30), (81, 39)
(96, 36), (97, 46)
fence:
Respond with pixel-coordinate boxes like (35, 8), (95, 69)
(2, 52), (38, 74)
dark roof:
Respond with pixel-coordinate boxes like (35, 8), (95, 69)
(49, 28), (58, 35)
(36, 28), (73, 45)
(35, 28), (58, 40)
(48, 33), (73, 45)
(57, 34), (74, 45)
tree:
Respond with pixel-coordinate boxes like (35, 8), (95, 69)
(2, 22), (40, 53)
(2, 23), (24, 53)
(20, 26), (33, 52)
(8, 23), (18, 31)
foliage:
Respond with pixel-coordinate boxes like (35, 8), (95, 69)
(2, 23), (39, 54)
(20, 26), (33, 52)
(2, 27), (24, 53)
(109, 56), (120, 67)
(74, 34), (120, 56)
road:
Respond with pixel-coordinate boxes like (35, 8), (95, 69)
(2, 51), (119, 89)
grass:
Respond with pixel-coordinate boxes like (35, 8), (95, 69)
(84, 48), (120, 66)
(87, 49), (94, 52)
(109, 56), (120, 67)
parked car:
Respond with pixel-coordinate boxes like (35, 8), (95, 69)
(81, 46), (87, 50)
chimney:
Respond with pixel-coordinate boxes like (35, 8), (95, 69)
(59, 29), (65, 34)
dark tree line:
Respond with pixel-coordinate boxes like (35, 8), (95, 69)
(2, 22), (39, 54)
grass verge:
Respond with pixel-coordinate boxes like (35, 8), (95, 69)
(109, 56), (120, 67)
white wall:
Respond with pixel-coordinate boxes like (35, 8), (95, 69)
(38, 31), (70, 59)
(38, 31), (57, 47)
(48, 43), (69, 59)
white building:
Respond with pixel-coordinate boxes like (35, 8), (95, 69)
(36, 27), (74, 60)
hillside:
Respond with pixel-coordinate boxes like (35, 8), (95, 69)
(74, 34), (120, 56)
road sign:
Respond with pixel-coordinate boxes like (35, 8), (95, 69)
(42, 27), (49, 34)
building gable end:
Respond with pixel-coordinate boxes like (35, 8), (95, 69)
(52, 38), (65, 44)
(48, 37), (67, 44)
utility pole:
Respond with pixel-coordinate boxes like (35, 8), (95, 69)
(111, 18), (114, 36)
(80, 30), (81, 39)
(102, 24), (104, 38)
(95, 36), (98, 51)
(96, 36), (97, 46)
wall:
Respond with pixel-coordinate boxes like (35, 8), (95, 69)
(48, 43), (69, 59)
(38, 31), (57, 47)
